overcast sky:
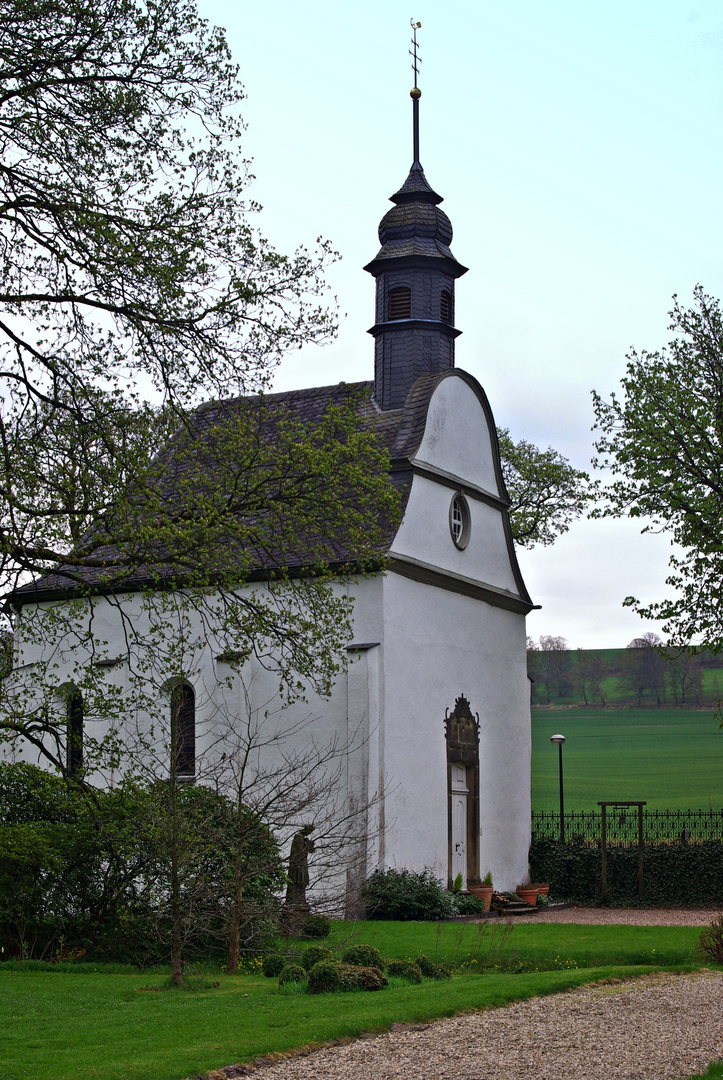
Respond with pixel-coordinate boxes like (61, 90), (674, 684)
(198, 0), (723, 649)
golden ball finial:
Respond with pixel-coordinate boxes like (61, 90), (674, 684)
(410, 87), (421, 99)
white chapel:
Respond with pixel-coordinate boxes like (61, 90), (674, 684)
(8, 81), (535, 903)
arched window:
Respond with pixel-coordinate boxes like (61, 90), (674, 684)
(66, 689), (84, 776)
(440, 290), (451, 323)
(388, 286), (411, 321)
(171, 683), (195, 778)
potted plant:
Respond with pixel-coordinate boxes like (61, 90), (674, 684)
(468, 871), (494, 913)
(515, 883), (538, 906)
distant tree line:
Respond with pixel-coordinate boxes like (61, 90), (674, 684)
(526, 634), (722, 707)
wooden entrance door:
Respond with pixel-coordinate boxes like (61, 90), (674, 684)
(450, 762), (469, 889)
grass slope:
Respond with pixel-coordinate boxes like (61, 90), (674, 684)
(0, 921), (708, 1080)
(532, 707), (723, 811)
(0, 965), (658, 1080)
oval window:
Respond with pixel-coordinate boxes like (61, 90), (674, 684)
(449, 493), (470, 550)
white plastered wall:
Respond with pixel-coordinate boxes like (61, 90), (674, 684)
(6, 371), (532, 895)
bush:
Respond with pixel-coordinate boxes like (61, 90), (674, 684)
(361, 868), (457, 921)
(262, 952), (287, 977)
(698, 914), (723, 963)
(453, 893), (484, 915)
(415, 953), (436, 977)
(341, 943), (384, 969)
(415, 954), (451, 979)
(385, 958), (422, 983)
(278, 963), (306, 986)
(0, 763), (284, 963)
(307, 960), (341, 994)
(300, 945), (333, 972)
(338, 963), (387, 992)
(303, 913), (331, 938)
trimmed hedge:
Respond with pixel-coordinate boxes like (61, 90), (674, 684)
(530, 838), (723, 906)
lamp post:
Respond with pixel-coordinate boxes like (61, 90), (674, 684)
(550, 734), (566, 841)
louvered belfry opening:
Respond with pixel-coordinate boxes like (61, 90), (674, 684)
(388, 286), (411, 321)
(440, 290), (451, 323)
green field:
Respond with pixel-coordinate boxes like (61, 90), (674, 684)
(532, 707), (723, 811)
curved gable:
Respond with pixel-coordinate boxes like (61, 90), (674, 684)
(388, 371), (533, 612)
(413, 371), (506, 499)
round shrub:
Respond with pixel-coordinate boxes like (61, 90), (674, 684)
(303, 913), (331, 938)
(338, 963), (388, 992)
(361, 868), (457, 921)
(385, 958), (422, 983)
(262, 952), (286, 978)
(415, 954), (451, 979)
(341, 944), (384, 969)
(278, 963), (306, 986)
(300, 945), (333, 972)
(307, 960), (341, 994)
(415, 953), (435, 977)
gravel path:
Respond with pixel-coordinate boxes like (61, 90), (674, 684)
(233, 971), (723, 1080)
(531, 905), (719, 926)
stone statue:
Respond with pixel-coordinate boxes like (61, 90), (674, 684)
(286, 825), (315, 899)
(282, 825), (315, 932)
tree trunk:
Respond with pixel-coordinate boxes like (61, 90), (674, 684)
(226, 837), (247, 974)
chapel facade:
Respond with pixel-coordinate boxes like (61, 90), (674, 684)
(8, 83), (534, 904)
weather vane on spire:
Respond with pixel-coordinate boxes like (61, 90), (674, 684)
(410, 19), (422, 89)
(409, 19), (422, 164)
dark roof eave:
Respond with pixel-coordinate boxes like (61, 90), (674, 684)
(7, 556), (391, 611)
(367, 319), (462, 340)
(363, 253), (468, 279)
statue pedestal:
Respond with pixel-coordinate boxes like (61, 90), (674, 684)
(281, 899), (311, 936)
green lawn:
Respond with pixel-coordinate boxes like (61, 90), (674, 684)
(0, 920), (710, 1080)
(532, 707), (723, 811)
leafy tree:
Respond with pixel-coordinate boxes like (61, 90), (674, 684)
(0, 0), (341, 597)
(592, 287), (723, 650)
(0, 762), (282, 963)
(0, 0), (397, 984)
(621, 634), (666, 706)
(496, 429), (589, 549)
(535, 635), (572, 704)
(572, 649), (608, 706)
(666, 650), (704, 706)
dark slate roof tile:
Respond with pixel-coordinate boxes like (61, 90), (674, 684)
(11, 377), (444, 605)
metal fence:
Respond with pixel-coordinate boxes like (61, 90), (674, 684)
(531, 808), (723, 846)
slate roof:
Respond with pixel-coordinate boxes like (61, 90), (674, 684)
(389, 161), (444, 205)
(365, 162), (468, 277)
(10, 379), (435, 607)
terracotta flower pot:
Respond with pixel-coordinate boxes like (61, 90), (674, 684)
(468, 884), (494, 913)
(516, 887), (538, 906)
(533, 883), (550, 897)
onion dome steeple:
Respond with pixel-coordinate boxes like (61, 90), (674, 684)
(364, 23), (467, 411)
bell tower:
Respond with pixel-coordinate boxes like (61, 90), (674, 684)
(364, 22), (467, 411)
